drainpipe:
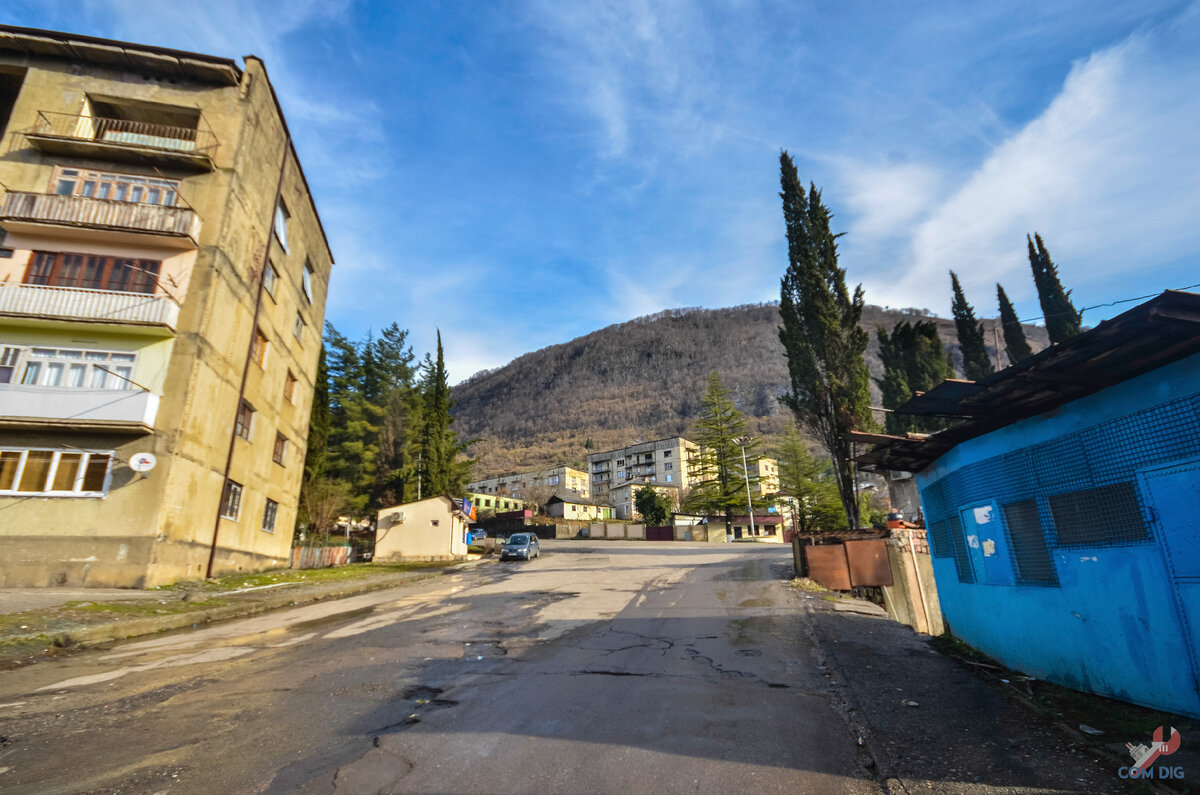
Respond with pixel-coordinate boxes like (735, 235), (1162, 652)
(206, 125), (291, 579)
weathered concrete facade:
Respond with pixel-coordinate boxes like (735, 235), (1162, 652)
(375, 497), (471, 562)
(0, 28), (332, 587)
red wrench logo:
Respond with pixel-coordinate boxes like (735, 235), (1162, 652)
(1128, 726), (1182, 772)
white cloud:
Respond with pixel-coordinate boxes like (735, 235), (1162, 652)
(850, 15), (1200, 316)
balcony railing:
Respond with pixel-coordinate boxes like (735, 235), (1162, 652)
(1, 192), (200, 243)
(26, 112), (217, 170)
(0, 384), (158, 431)
(0, 282), (179, 330)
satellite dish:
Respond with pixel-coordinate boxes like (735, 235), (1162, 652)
(129, 452), (157, 473)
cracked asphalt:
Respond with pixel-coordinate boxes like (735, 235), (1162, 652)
(0, 542), (1139, 793)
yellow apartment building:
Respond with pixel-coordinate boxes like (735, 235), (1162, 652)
(0, 26), (332, 587)
(468, 465), (589, 500)
(587, 436), (699, 507)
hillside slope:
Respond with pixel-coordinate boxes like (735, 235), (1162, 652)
(453, 303), (1049, 476)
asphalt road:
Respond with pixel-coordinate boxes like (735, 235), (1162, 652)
(0, 542), (877, 794)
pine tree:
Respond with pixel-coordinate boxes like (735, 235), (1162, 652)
(369, 324), (419, 508)
(950, 271), (995, 381)
(876, 320), (951, 434)
(996, 283), (1033, 365)
(777, 151), (874, 530)
(1028, 233), (1082, 344)
(416, 330), (470, 498)
(684, 371), (754, 533)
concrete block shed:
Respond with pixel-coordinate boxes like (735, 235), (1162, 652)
(856, 291), (1200, 718)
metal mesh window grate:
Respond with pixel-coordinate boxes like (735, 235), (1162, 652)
(931, 515), (974, 583)
(1002, 499), (1057, 585)
(1048, 482), (1149, 546)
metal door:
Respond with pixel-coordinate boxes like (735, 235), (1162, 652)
(959, 501), (1014, 586)
(1139, 458), (1200, 690)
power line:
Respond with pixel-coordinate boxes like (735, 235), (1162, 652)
(1018, 280), (1200, 325)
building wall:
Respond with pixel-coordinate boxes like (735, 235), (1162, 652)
(588, 436), (699, 505)
(466, 491), (523, 513)
(546, 500), (608, 520)
(374, 497), (469, 561)
(468, 466), (589, 499)
(0, 37), (330, 587)
(916, 354), (1200, 718)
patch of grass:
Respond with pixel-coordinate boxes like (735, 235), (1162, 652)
(60, 600), (226, 616)
(158, 560), (462, 594)
(789, 577), (829, 593)
(822, 594), (844, 602)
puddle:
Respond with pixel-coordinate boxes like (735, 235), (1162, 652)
(461, 640), (507, 658)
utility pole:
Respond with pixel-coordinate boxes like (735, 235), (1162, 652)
(735, 435), (757, 537)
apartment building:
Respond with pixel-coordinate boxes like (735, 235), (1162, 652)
(753, 457), (780, 498)
(607, 479), (681, 521)
(468, 465), (589, 501)
(466, 492), (524, 515)
(0, 27), (332, 587)
(587, 436), (699, 506)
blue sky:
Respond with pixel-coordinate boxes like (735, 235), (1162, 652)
(9, 1), (1200, 383)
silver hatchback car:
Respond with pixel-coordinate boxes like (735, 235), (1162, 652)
(501, 533), (540, 561)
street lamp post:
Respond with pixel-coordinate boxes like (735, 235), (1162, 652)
(735, 435), (757, 538)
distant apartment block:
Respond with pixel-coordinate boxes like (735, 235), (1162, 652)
(0, 27), (332, 587)
(753, 457), (780, 498)
(587, 436), (700, 506)
(466, 492), (524, 514)
(468, 465), (589, 501)
(607, 479), (681, 521)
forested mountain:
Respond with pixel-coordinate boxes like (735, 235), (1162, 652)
(453, 303), (1050, 477)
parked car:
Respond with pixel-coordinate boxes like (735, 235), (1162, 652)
(501, 533), (540, 561)
(469, 528), (489, 544)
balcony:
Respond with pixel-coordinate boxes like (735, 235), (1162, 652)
(0, 384), (158, 433)
(1, 192), (200, 248)
(25, 112), (217, 171)
(0, 282), (179, 333)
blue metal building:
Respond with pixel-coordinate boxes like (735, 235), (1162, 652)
(858, 291), (1200, 718)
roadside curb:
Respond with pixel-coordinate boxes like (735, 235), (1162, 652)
(2, 558), (494, 653)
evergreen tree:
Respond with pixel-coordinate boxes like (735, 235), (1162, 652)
(777, 151), (874, 530)
(775, 426), (845, 534)
(950, 271), (995, 381)
(996, 283), (1033, 365)
(875, 320), (951, 434)
(684, 371), (754, 533)
(325, 323), (383, 513)
(296, 344), (332, 537)
(416, 330), (471, 497)
(1028, 233), (1082, 344)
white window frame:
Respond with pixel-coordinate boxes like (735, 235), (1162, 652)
(293, 311), (306, 342)
(0, 447), (113, 497)
(301, 259), (314, 303)
(274, 201), (289, 251)
(53, 166), (180, 207)
(263, 262), (279, 298)
(221, 479), (243, 520)
(2, 346), (137, 390)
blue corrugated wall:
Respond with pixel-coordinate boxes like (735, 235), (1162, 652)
(916, 354), (1200, 718)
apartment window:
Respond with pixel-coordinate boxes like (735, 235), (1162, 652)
(665, 474), (673, 482)
(263, 262), (279, 297)
(251, 327), (268, 368)
(262, 499), (278, 533)
(53, 168), (179, 206)
(293, 312), (306, 342)
(8, 347), (136, 389)
(302, 259), (314, 303)
(617, 459), (625, 466)
(663, 450), (672, 458)
(0, 448), (112, 496)
(284, 370), (298, 403)
(26, 252), (160, 294)
(274, 200), (289, 251)
(220, 479), (243, 520)
(235, 400), (255, 440)
(273, 432), (287, 465)
(664, 463), (673, 471)
(0, 347), (18, 382)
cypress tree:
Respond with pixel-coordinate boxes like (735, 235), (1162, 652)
(324, 322), (383, 512)
(950, 271), (995, 381)
(777, 151), (873, 530)
(996, 283), (1033, 365)
(876, 320), (951, 434)
(416, 330), (470, 497)
(1028, 233), (1082, 344)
